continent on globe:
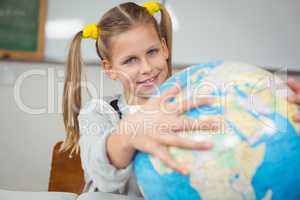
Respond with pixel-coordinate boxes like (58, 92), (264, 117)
(133, 61), (300, 200)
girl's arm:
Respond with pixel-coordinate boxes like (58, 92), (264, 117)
(78, 101), (133, 193)
(106, 127), (135, 169)
(107, 83), (220, 175)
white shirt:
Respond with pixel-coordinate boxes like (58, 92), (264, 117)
(78, 94), (142, 197)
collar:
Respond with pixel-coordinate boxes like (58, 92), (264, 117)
(117, 93), (141, 116)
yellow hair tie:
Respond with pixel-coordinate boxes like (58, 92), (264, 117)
(82, 23), (99, 40)
(143, 1), (161, 15)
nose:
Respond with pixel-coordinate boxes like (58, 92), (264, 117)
(140, 58), (152, 74)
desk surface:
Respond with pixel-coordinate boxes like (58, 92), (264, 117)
(0, 189), (144, 200)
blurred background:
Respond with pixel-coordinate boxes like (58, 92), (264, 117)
(0, 0), (299, 192)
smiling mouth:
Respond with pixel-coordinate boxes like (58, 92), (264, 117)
(137, 73), (160, 85)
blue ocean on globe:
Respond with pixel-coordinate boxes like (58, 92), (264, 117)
(133, 61), (300, 200)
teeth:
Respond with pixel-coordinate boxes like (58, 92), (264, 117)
(146, 77), (154, 83)
(140, 76), (156, 84)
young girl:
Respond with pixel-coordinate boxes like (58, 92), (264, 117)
(61, 1), (219, 197)
(61, 1), (300, 197)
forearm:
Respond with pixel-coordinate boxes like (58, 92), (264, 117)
(106, 126), (136, 169)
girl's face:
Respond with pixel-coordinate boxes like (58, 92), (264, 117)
(102, 24), (169, 105)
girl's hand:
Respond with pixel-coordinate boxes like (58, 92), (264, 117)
(287, 78), (300, 123)
(118, 83), (220, 175)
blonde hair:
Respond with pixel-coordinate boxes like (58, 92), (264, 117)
(61, 2), (173, 155)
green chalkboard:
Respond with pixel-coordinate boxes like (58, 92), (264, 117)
(0, 0), (46, 60)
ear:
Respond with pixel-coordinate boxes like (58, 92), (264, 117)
(161, 38), (169, 60)
(101, 59), (118, 80)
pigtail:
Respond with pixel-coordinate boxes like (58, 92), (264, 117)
(159, 4), (173, 77)
(61, 31), (83, 155)
(59, 2), (173, 155)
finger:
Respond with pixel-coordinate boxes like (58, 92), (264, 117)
(157, 134), (213, 151)
(159, 81), (182, 102)
(287, 95), (300, 105)
(153, 145), (189, 175)
(175, 116), (222, 132)
(293, 113), (300, 123)
(166, 97), (215, 114)
(138, 138), (188, 175)
(177, 97), (216, 114)
(287, 95), (294, 103)
(287, 78), (300, 94)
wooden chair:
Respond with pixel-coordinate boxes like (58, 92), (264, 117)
(48, 141), (85, 194)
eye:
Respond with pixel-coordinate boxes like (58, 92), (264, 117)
(147, 48), (159, 56)
(123, 57), (138, 65)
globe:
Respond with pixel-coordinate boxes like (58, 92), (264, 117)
(133, 61), (300, 200)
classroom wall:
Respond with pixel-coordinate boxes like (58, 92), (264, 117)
(0, 0), (300, 192)
(43, 0), (300, 71)
(0, 61), (122, 191)
(0, 61), (299, 191)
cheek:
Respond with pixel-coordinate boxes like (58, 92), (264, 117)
(153, 54), (166, 66)
(153, 53), (168, 71)
(153, 55), (169, 78)
(117, 68), (139, 88)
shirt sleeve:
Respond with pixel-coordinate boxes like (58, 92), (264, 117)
(78, 99), (133, 193)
